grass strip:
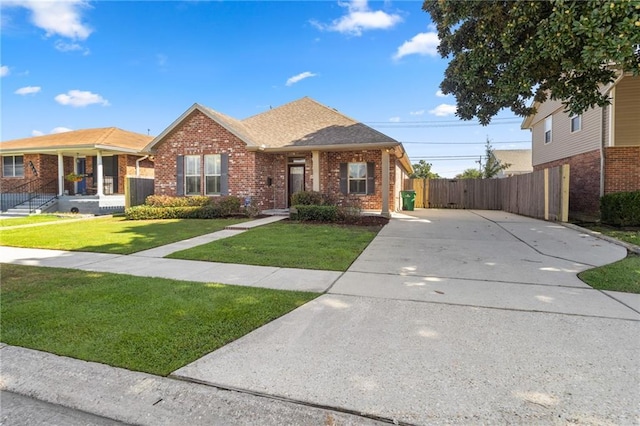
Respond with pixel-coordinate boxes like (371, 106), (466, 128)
(579, 255), (640, 294)
(0, 216), (248, 254)
(0, 264), (317, 376)
(168, 221), (382, 271)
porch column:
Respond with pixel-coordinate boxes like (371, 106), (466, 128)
(96, 151), (104, 196)
(312, 150), (320, 192)
(57, 153), (65, 196)
(381, 149), (390, 218)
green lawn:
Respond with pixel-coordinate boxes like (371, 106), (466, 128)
(0, 216), (248, 254)
(579, 255), (640, 294)
(0, 214), (71, 228)
(168, 221), (381, 271)
(582, 225), (640, 247)
(0, 264), (317, 376)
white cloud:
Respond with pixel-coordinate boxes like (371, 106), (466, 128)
(393, 32), (439, 60)
(410, 110), (425, 116)
(436, 89), (446, 97)
(429, 104), (457, 117)
(4, 0), (92, 40)
(311, 0), (402, 36)
(14, 86), (41, 95)
(55, 90), (109, 107)
(389, 116), (400, 122)
(32, 130), (45, 137)
(286, 71), (317, 86)
(51, 127), (73, 134)
(0, 65), (9, 77)
(54, 40), (90, 55)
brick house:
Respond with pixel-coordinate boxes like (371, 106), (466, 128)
(0, 127), (154, 214)
(145, 97), (413, 216)
(521, 74), (640, 218)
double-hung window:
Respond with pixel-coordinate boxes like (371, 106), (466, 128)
(570, 114), (581, 133)
(3, 155), (24, 177)
(184, 155), (201, 195)
(348, 162), (367, 194)
(544, 116), (552, 144)
(204, 154), (221, 195)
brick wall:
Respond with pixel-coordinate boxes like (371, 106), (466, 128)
(534, 149), (601, 215)
(0, 154), (75, 193)
(604, 146), (640, 194)
(153, 110), (258, 200)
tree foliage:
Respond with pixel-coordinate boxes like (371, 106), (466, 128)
(482, 140), (511, 178)
(410, 160), (440, 179)
(455, 168), (482, 179)
(424, 0), (640, 124)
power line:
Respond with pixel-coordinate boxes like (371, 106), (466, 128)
(371, 121), (520, 128)
(401, 140), (530, 145)
(364, 117), (520, 124)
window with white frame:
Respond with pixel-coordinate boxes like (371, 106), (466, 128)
(570, 114), (581, 133)
(348, 162), (367, 194)
(3, 155), (24, 177)
(184, 155), (201, 195)
(204, 154), (221, 195)
(544, 116), (552, 144)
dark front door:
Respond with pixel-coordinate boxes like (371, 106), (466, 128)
(76, 158), (86, 194)
(288, 165), (305, 207)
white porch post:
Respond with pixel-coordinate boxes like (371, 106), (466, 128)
(57, 153), (65, 196)
(312, 150), (320, 192)
(96, 151), (104, 196)
(381, 149), (390, 218)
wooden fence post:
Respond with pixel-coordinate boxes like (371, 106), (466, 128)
(560, 164), (570, 222)
(544, 168), (549, 221)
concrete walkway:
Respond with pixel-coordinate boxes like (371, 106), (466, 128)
(2, 209), (639, 425)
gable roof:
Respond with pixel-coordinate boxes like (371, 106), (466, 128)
(0, 127), (153, 154)
(144, 97), (400, 152)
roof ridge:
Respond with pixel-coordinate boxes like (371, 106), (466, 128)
(94, 127), (116, 144)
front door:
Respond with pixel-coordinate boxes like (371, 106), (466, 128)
(288, 165), (305, 207)
(76, 158), (86, 194)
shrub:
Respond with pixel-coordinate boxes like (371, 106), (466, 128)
(145, 195), (210, 207)
(290, 191), (326, 206)
(125, 205), (229, 220)
(337, 194), (363, 221)
(600, 191), (640, 227)
(293, 205), (338, 222)
(216, 196), (242, 216)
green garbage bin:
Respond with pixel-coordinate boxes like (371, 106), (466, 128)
(401, 190), (416, 211)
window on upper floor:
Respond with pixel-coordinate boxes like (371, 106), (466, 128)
(3, 155), (24, 177)
(570, 114), (581, 133)
(544, 116), (552, 144)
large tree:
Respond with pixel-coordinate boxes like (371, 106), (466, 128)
(424, 0), (640, 124)
(410, 160), (441, 179)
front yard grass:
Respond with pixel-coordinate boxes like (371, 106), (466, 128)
(579, 254), (640, 294)
(168, 221), (382, 271)
(0, 264), (317, 376)
(0, 215), (249, 254)
(581, 225), (640, 247)
(0, 214), (71, 228)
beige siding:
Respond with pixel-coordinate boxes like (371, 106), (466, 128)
(613, 76), (640, 147)
(531, 99), (602, 167)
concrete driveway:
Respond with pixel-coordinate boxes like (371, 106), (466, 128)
(174, 209), (639, 425)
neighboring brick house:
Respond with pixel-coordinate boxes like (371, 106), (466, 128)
(145, 97), (413, 215)
(0, 128), (154, 213)
(521, 74), (640, 218)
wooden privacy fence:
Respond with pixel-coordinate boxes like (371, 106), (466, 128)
(408, 165), (569, 221)
(125, 177), (154, 208)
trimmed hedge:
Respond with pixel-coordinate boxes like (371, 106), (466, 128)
(600, 191), (640, 227)
(290, 191), (326, 206)
(292, 205), (338, 222)
(126, 195), (244, 220)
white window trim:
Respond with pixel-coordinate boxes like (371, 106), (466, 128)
(184, 155), (201, 196)
(544, 116), (552, 144)
(3, 155), (24, 177)
(204, 154), (221, 195)
(570, 114), (582, 133)
(348, 162), (367, 195)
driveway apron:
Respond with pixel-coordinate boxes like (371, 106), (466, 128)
(174, 210), (637, 424)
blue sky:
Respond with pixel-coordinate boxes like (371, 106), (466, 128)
(1, 0), (531, 177)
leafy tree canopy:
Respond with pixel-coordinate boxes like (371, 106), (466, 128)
(455, 168), (483, 179)
(424, 0), (640, 124)
(410, 160), (441, 179)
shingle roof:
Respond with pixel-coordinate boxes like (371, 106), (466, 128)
(493, 149), (533, 173)
(0, 127), (152, 152)
(242, 97), (398, 148)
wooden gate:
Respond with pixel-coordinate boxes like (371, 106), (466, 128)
(125, 177), (154, 208)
